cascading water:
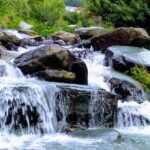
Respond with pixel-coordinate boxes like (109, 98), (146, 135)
(117, 101), (150, 128)
(68, 46), (150, 129)
(1, 30), (150, 150)
(0, 83), (59, 133)
(0, 60), (23, 78)
(0, 59), (61, 133)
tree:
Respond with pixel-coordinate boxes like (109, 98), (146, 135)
(83, 0), (150, 30)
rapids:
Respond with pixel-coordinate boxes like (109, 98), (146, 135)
(0, 31), (150, 149)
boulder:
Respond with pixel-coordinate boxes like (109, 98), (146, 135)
(91, 27), (150, 52)
(105, 46), (150, 73)
(14, 44), (88, 85)
(52, 31), (80, 44)
(75, 26), (105, 39)
(109, 78), (146, 103)
(34, 69), (75, 83)
(57, 84), (118, 128)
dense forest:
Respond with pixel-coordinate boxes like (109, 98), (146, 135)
(84, 0), (150, 30)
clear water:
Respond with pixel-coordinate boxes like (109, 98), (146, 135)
(0, 41), (150, 149)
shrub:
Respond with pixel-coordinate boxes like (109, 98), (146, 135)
(130, 66), (150, 96)
(64, 11), (95, 27)
(28, 19), (74, 37)
(29, 0), (65, 26)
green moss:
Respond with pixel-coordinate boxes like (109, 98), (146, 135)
(130, 66), (150, 97)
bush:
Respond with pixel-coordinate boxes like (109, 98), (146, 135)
(28, 19), (74, 37)
(130, 66), (150, 96)
(29, 0), (65, 26)
(64, 11), (95, 27)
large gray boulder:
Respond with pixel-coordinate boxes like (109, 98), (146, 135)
(14, 44), (88, 85)
(91, 27), (150, 52)
(105, 46), (150, 73)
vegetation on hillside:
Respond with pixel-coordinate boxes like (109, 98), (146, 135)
(0, 0), (71, 36)
(83, 0), (150, 30)
(0, 0), (149, 36)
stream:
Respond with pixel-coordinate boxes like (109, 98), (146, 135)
(0, 31), (150, 150)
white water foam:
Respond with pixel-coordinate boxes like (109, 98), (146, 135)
(0, 133), (103, 150)
(116, 100), (150, 135)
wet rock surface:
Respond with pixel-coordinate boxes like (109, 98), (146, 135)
(0, 45), (19, 60)
(57, 85), (118, 128)
(105, 46), (150, 73)
(109, 78), (145, 103)
(34, 69), (76, 83)
(14, 44), (88, 85)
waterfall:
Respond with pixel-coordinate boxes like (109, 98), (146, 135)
(0, 60), (60, 133)
(117, 101), (150, 128)
(0, 81), (60, 133)
(0, 60), (23, 78)
(67, 46), (150, 129)
(0, 43), (149, 135)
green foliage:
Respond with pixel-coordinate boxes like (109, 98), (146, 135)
(83, 0), (150, 29)
(29, 0), (65, 26)
(64, 11), (95, 27)
(130, 66), (150, 96)
(0, 0), (30, 28)
(0, 0), (67, 36)
(28, 19), (74, 37)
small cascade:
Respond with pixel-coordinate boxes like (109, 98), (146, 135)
(117, 101), (150, 128)
(0, 82), (59, 133)
(67, 46), (110, 91)
(68, 46), (150, 130)
(0, 60), (23, 78)
(0, 59), (60, 133)
(88, 89), (99, 127)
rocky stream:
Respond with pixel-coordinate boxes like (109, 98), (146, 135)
(0, 27), (150, 149)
